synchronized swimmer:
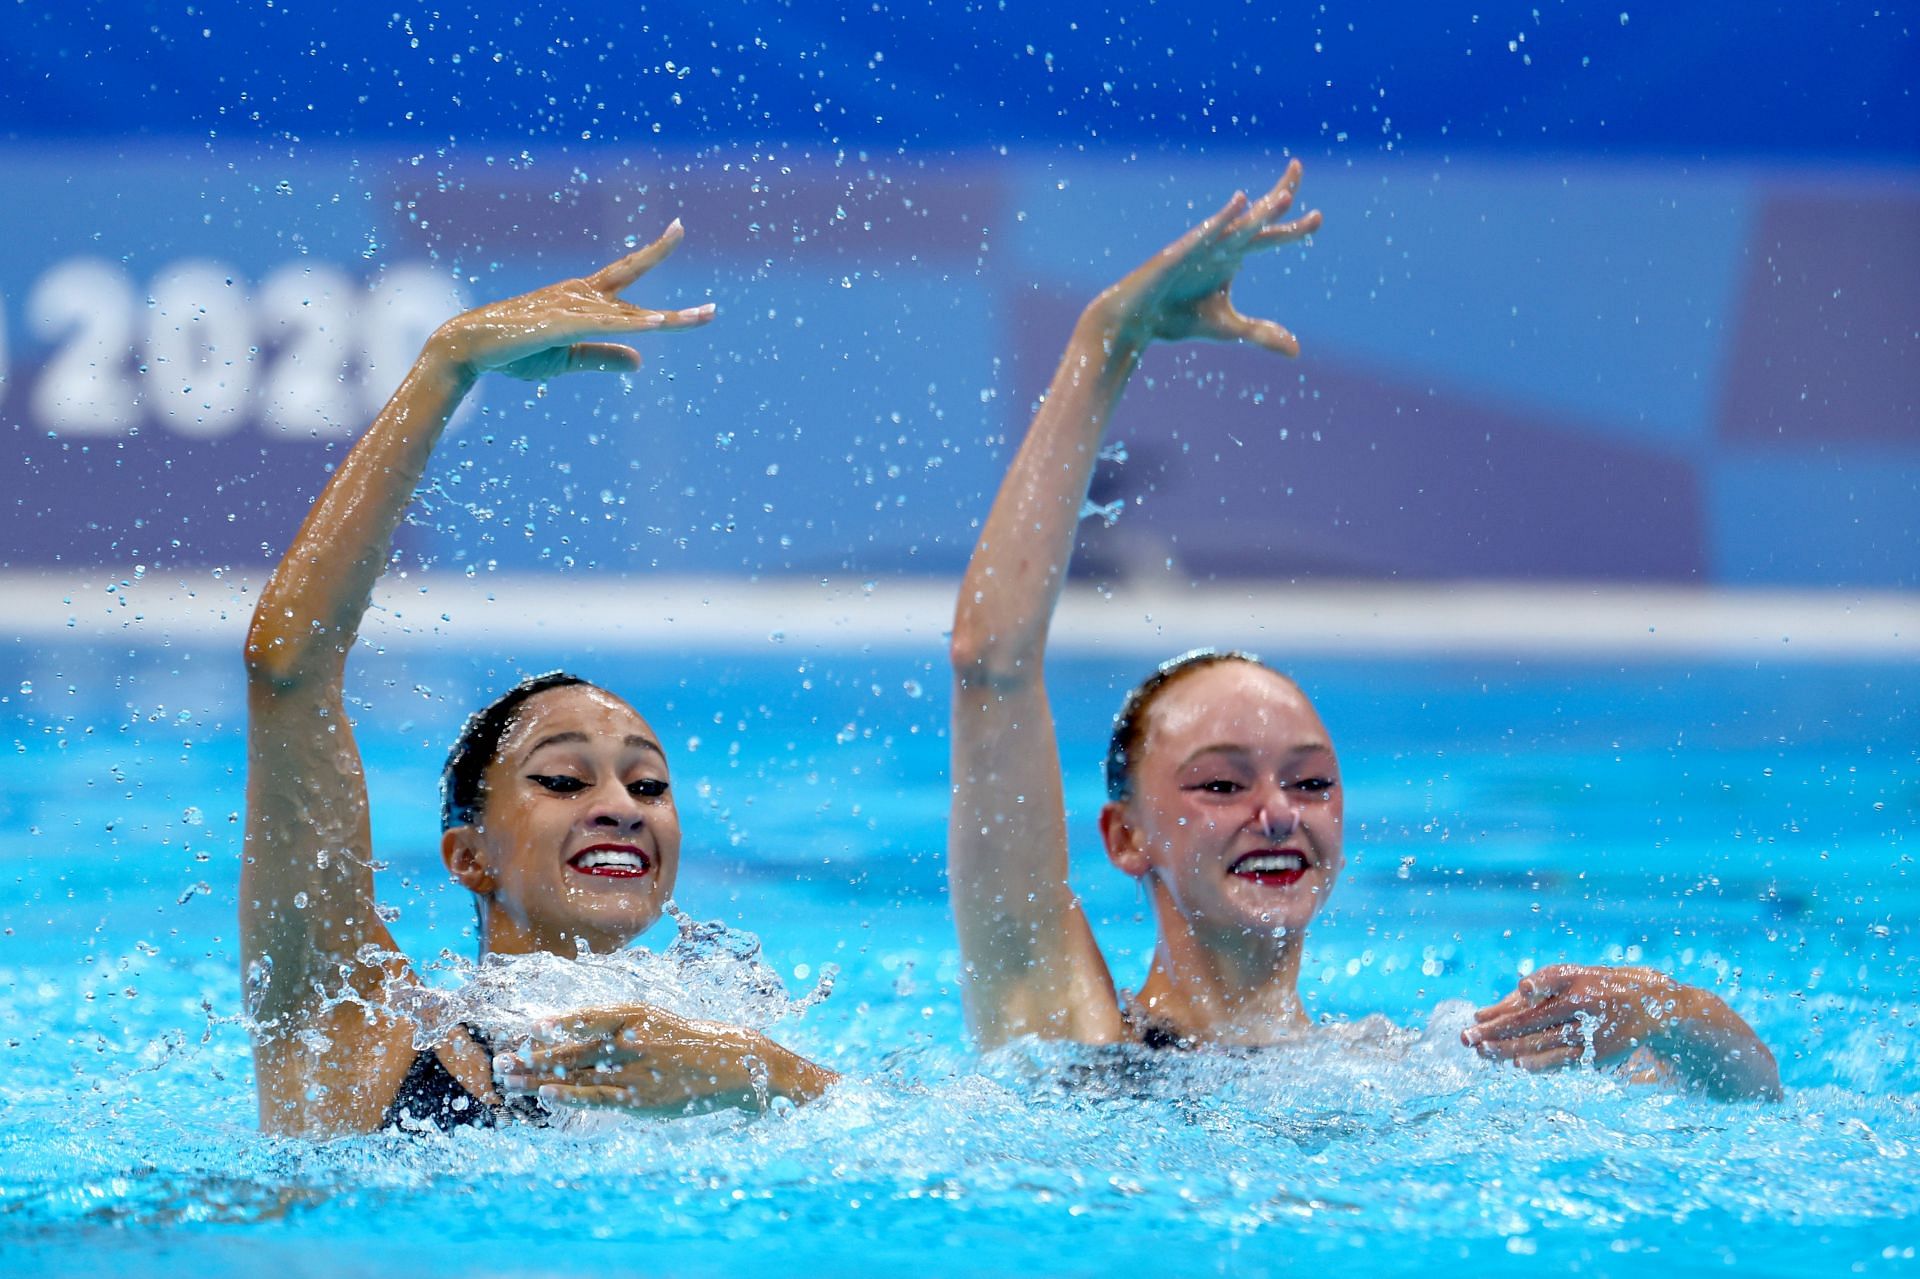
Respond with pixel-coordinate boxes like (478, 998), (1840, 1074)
(242, 223), (835, 1136)
(945, 161), (1778, 1099)
(241, 159), (1778, 1139)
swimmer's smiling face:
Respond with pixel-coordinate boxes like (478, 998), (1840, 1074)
(1101, 662), (1344, 944)
(442, 684), (680, 955)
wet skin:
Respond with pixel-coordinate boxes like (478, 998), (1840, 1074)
(443, 684), (682, 956)
(1104, 662), (1345, 946)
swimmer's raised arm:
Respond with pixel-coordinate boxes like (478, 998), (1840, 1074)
(1464, 964), (1782, 1101)
(948, 164), (1321, 1047)
(240, 226), (713, 1132)
(245, 225), (713, 695)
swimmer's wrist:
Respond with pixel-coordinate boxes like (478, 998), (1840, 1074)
(1075, 296), (1153, 363)
(759, 1037), (838, 1104)
(1634, 977), (1700, 1053)
(1647, 983), (1780, 1099)
(418, 323), (487, 394)
(1651, 983), (1719, 1048)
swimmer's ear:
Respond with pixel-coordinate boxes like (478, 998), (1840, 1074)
(441, 826), (497, 896)
(1099, 802), (1150, 878)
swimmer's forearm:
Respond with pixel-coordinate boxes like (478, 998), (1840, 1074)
(633, 1036), (838, 1111)
(240, 343), (472, 991)
(246, 339), (475, 684)
(501, 1012), (840, 1115)
(1655, 986), (1782, 1101)
(946, 309), (1141, 1020)
(957, 176), (1318, 667)
(951, 311), (1143, 675)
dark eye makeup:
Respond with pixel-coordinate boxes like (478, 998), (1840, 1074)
(526, 773), (671, 798)
(1178, 775), (1338, 796)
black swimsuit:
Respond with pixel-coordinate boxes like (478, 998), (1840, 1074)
(1135, 1018), (1196, 1051)
(1119, 997), (1198, 1052)
(382, 1026), (548, 1131)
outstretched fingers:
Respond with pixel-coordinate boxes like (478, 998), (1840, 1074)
(570, 297), (716, 334)
(1199, 189), (1252, 240)
(648, 301), (718, 330)
(534, 1082), (650, 1110)
(1233, 160), (1302, 237)
(564, 342), (644, 374)
(513, 1035), (632, 1073)
(1467, 996), (1579, 1042)
(1251, 207), (1324, 246)
(1213, 307), (1301, 357)
(587, 219), (686, 293)
(1472, 1022), (1580, 1062)
(1243, 315), (1301, 357)
(511, 1007), (643, 1051)
(535, 298), (713, 350)
(1160, 190), (1252, 265)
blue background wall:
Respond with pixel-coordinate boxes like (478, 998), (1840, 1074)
(2, 2), (1914, 586)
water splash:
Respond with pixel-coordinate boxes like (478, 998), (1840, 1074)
(420, 903), (835, 1053)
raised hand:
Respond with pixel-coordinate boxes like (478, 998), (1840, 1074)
(430, 220), (717, 383)
(1085, 158), (1322, 357)
(494, 1003), (838, 1114)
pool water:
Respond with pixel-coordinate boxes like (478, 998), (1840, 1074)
(2, 643), (1916, 1276)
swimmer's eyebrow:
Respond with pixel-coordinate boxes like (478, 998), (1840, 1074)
(1179, 741), (1335, 768)
(521, 731), (665, 761)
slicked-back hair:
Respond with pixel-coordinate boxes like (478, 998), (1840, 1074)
(441, 671), (593, 831)
(1103, 649), (1278, 803)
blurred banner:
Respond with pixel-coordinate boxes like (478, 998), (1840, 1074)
(1, 4), (1915, 588)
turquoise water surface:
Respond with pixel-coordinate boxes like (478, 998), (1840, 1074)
(1, 644), (1915, 1276)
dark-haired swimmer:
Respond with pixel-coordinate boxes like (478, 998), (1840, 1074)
(945, 162), (1780, 1101)
(242, 224), (836, 1137)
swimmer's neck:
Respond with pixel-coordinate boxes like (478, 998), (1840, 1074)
(478, 907), (637, 960)
(1131, 894), (1311, 1046)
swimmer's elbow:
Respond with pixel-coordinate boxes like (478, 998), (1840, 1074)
(947, 626), (990, 679)
(242, 613), (294, 685)
(1686, 1063), (1783, 1104)
(243, 632), (309, 690)
(242, 609), (346, 690)
(1717, 1050), (1784, 1103)
(948, 621), (1040, 690)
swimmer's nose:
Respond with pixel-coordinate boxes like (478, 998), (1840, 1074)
(1253, 794), (1300, 839)
(586, 780), (647, 830)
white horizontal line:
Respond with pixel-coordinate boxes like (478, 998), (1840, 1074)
(7, 572), (1914, 659)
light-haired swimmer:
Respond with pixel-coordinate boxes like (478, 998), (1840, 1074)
(945, 162), (1780, 1101)
(242, 223), (836, 1137)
